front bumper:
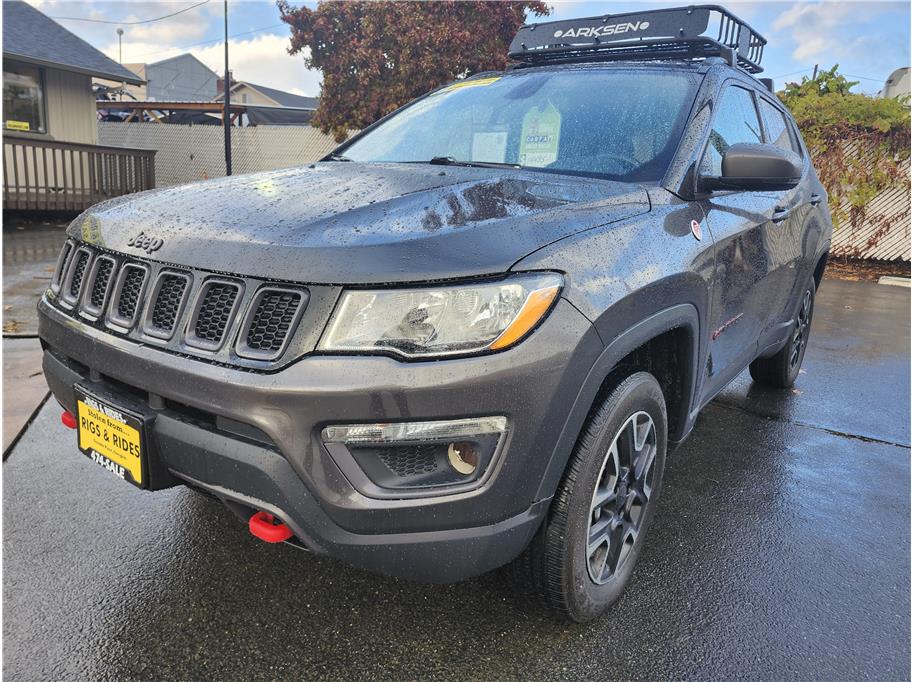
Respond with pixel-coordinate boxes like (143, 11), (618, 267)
(39, 296), (602, 581)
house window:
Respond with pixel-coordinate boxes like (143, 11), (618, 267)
(3, 63), (46, 133)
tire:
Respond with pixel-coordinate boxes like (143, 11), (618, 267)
(515, 371), (668, 623)
(749, 281), (815, 388)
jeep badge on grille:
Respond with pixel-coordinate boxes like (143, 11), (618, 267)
(127, 231), (163, 254)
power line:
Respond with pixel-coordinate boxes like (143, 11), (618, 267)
(51, 0), (210, 26)
(768, 67), (884, 84)
(768, 66), (815, 80)
(843, 73), (885, 83)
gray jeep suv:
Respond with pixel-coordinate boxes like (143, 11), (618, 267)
(38, 6), (831, 621)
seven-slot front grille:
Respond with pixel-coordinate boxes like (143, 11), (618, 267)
(81, 256), (117, 318)
(51, 241), (73, 292)
(90, 259), (115, 308)
(61, 248), (91, 306)
(145, 272), (191, 339)
(47, 241), (309, 366)
(69, 252), (89, 297)
(112, 264), (148, 327)
(186, 280), (242, 350)
(237, 288), (306, 360)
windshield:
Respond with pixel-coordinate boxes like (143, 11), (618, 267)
(340, 68), (700, 182)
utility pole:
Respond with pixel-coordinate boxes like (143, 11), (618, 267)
(223, 0), (232, 176)
(117, 28), (124, 102)
(812, 64), (818, 80)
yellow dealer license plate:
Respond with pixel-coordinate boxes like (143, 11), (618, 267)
(74, 387), (146, 488)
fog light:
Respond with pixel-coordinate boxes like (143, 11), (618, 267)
(447, 442), (478, 475)
(321, 417), (507, 492)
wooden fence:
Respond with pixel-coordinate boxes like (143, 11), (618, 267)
(3, 136), (156, 212)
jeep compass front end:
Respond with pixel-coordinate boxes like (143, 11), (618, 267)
(37, 5), (832, 622)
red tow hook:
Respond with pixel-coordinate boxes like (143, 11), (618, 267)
(61, 411), (77, 429)
(248, 511), (293, 543)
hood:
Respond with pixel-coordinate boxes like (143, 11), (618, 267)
(71, 162), (650, 284)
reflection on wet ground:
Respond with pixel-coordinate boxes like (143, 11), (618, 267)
(3, 275), (909, 681)
(3, 221), (68, 335)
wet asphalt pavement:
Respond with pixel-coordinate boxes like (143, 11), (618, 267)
(3, 278), (909, 681)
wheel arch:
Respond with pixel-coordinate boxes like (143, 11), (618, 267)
(534, 303), (700, 501)
(813, 248), (829, 289)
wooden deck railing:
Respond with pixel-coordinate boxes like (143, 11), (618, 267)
(3, 136), (156, 212)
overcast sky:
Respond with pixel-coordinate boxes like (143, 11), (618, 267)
(26, 0), (912, 96)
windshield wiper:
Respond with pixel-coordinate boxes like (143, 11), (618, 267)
(426, 156), (522, 170)
(326, 153), (353, 162)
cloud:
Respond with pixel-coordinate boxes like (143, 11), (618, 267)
(771, 1), (895, 62)
(125, 11), (210, 44)
(194, 35), (321, 95)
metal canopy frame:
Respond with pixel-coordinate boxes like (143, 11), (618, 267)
(509, 5), (767, 74)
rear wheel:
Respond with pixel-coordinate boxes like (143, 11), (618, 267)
(749, 282), (815, 388)
(516, 372), (667, 622)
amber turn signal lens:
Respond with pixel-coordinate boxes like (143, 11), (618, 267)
(489, 285), (560, 351)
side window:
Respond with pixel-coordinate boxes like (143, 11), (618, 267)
(700, 85), (763, 176)
(759, 98), (799, 155)
(786, 118), (805, 158)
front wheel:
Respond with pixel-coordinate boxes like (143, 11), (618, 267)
(749, 282), (815, 388)
(516, 372), (667, 622)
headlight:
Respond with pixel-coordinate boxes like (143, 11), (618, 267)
(318, 273), (562, 358)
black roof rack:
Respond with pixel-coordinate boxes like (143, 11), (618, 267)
(509, 5), (766, 74)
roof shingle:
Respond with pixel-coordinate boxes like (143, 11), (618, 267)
(238, 82), (318, 109)
(3, 0), (143, 84)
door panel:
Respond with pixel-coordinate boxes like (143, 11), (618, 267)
(700, 192), (781, 400)
(755, 98), (811, 338)
(696, 84), (787, 403)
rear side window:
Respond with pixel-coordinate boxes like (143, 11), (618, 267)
(700, 85), (762, 176)
(759, 98), (800, 155)
(787, 118), (805, 157)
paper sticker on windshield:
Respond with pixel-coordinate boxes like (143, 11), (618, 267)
(440, 77), (501, 93)
(471, 131), (508, 163)
(519, 102), (561, 167)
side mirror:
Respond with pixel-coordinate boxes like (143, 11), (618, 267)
(701, 143), (802, 192)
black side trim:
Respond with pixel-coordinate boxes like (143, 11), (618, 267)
(534, 304), (700, 500)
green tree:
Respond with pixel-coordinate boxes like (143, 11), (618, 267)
(778, 65), (910, 251)
(278, 0), (549, 141)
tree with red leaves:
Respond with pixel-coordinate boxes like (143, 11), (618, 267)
(278, 0), (550, 141)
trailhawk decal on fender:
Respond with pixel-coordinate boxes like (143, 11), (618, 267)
(712, 313), (744, 340)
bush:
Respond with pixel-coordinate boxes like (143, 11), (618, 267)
(778, 66), (910, 246)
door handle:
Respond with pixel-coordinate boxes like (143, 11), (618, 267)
(771, 206), (791, 223)
(810, 193), (823, 206)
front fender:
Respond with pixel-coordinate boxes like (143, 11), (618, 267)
(533, 303), (700, 502)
